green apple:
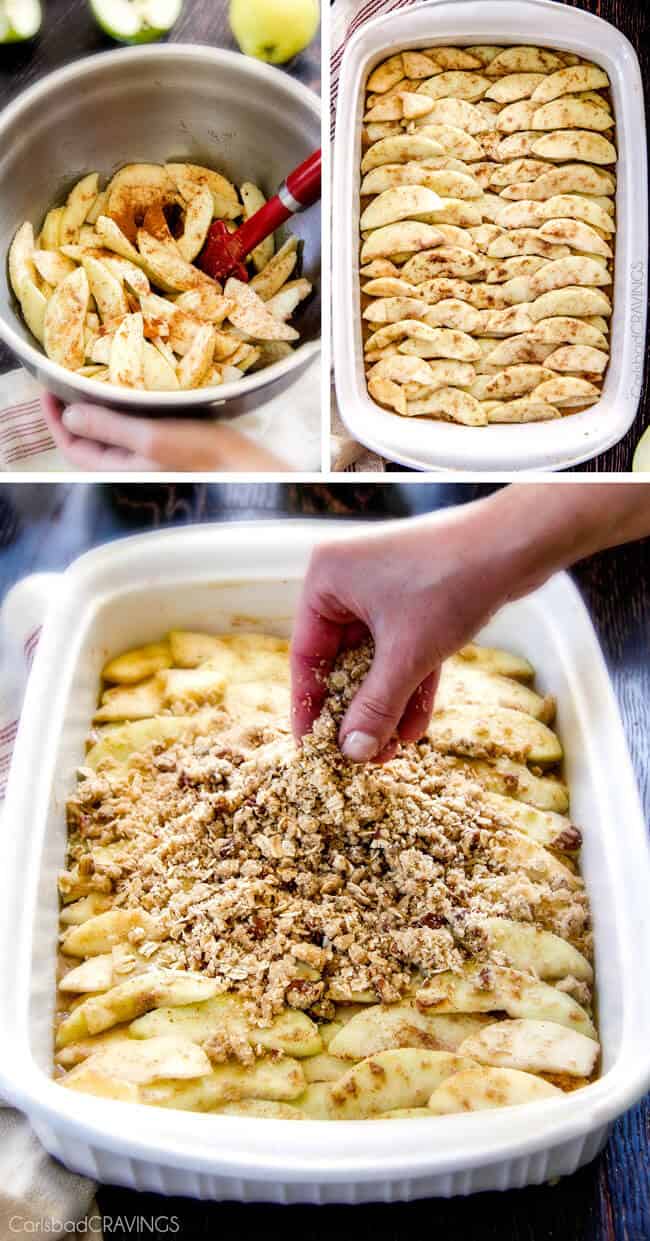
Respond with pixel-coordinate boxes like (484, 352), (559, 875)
(89, 0), (183, 44)
(229, 0), (319, 64)
(632, 427), (650, 473)
(0, 0), (42, 42)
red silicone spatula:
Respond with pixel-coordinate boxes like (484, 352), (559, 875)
(196, 148), (322, 283)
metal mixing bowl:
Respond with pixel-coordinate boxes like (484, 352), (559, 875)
(0, 44), (321, 415)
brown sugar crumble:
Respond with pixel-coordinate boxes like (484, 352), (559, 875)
(63, 643), (591, 1028)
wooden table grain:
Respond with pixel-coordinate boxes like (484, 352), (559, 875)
(0, 0), (320, 374)
(0, 480), (648, 1240)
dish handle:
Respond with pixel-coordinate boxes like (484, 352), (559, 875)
(0, 572), (61, 710)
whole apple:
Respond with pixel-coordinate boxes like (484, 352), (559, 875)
(229, 0), (320, 65)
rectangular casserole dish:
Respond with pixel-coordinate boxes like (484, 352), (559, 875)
(332, 0), (648, 472)
(0, 520), (649, 1203)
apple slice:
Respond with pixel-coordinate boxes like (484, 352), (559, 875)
(83, 255), (129, 322)
(95, 215), (144, 265)
(176, 186), (213, 263)
(43, 267), (89, 369)
(0, 0), (42, 42)
(240, 182), (274, 273)
(109, 311), (144, 388)
(66, 1036), (211, 1086)
(143, 339), (179, 390)
(9, 221), (37, 301)
(89, 0), (183, 44)
(458, 1020), (600, 1078)
(427, 1066), (562, 1113)
(32, 249), (77, 288)
(40, 207), (65, 251)
(250, 237), (299, 300)
(60, 173), (100, 246)
(59, 953), (114, 993)
(56, 970), (219, 1044)
(137, 228), (210, 292)
(416, 965), (596, 1039)
(18, 277), (48, 345)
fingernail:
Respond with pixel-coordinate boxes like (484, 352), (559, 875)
(341, 730), (379, 762)
(62, 406), (85, 433)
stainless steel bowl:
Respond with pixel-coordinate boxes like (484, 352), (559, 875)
(0, 45), (321, 415)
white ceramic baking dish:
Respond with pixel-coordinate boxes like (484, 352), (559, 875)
(332, 0), (648, 472)
(1, 520), (649, 1203)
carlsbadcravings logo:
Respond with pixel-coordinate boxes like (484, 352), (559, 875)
(628, 260), (647, 399)
(9, 1218), (181, 1235)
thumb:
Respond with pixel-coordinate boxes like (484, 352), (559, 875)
(338, 639), (423, 762)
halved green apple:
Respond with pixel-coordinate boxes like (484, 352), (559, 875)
(89, 0), (183, 44)
(0, 0), (42, 43)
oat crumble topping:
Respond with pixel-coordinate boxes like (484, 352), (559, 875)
(63, 643), (591, 1027)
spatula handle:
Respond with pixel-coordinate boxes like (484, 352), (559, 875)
(231, 149), (322, 259)
(282, 148), (322, 210)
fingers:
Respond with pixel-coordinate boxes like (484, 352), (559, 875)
(290, 546), (363, 740)
(59, 403), (288, 472)
(61, 404), (158, 458)
(339, 637), (427, 762)
(40, 395), (156, 470)
(42, 395), (289, 472)
(398, 670), (439, 742)
(290, 605), (346, 739)
(57, 437), (155, 472)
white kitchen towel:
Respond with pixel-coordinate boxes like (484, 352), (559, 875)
(330, 0), (419, 471)
(0, 573), (101, 1236)
(0, 356), (322, 472)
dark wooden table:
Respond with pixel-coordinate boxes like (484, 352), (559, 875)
(1, 479), (648, 1240)
(0, 0), (320, 378)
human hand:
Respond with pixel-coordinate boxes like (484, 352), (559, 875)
(41, 393), (289, 472)
(290, 502), (511, 763)
(290, 482), (650, 763)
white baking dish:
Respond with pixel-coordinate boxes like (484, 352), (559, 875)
(1, 520), (649, 1203)
(333, 0), (648, 472)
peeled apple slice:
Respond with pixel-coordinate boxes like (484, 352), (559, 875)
(89, 0), (183, 44)
(0, 0), (42, 41)
(632, 427), (650, 473)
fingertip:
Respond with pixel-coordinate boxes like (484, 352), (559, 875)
(61, 405), (87, 434)
(290, 693), (318, 742)
(397, 671), (439, 742)
(340, 730), (380, 762)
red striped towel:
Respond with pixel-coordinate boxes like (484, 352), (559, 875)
(0, 370), (58, 471)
